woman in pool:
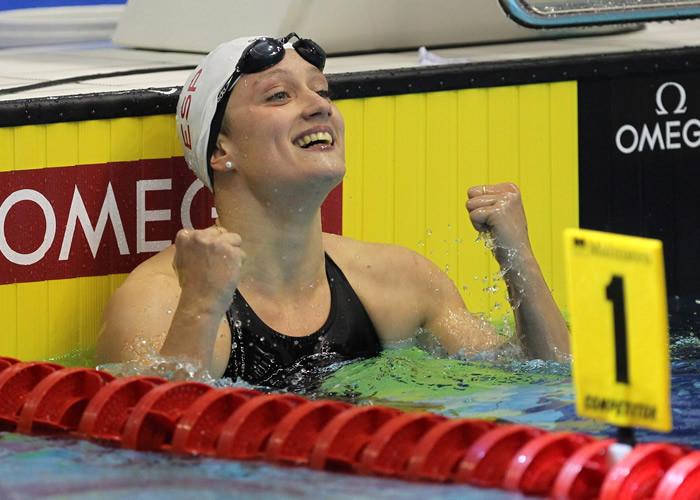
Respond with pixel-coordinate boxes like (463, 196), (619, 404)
(96, 34), (569, 383)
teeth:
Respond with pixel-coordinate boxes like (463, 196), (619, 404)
(296, 131), (333, 148)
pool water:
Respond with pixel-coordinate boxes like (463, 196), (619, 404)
(0, 329), (698, 499)
(0, 433), (516, 500)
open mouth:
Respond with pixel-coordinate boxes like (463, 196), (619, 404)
(294, 130), (335, 149)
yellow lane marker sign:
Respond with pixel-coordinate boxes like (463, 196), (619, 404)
(563, 228), (671, 432)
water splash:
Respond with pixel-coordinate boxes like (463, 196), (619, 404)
(231, 299), (246, 378)
(475, 231), (525, 311)
(97, 355), (215, 384)
(671, 335), (700, 360)
(96, 335), (216, 383)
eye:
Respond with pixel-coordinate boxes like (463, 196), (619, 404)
(317, 89), (331, 100)
(267, 90), (290, 102)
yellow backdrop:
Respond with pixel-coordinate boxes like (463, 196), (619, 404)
(0, 81), (578, 361)
(338, 82), (578, 321)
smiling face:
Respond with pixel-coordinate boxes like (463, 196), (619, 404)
(213, 50), (345, 203)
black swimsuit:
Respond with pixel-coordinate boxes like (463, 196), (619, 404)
(223, 254), (382, 386)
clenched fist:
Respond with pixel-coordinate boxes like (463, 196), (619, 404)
(172, 225), (246, 313)
(466, 183), (532, 265)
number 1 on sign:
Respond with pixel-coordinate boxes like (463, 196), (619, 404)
(606, 275), (629, 385)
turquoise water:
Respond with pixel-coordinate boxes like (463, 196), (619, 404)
(1, 332), (698, 499)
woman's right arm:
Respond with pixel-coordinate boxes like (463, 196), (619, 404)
(96, 226), (245, 377)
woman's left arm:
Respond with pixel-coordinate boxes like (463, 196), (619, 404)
(466, 183), (569, 360)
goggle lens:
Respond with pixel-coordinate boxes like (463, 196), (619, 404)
(238, 33), (325, 77)
(238, 37), (286, 74)
(293, 38), (326, 71)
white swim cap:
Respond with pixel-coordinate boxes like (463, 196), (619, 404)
(175, 37), (258, 191)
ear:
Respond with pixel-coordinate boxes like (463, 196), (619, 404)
(209, 133), (237, 173)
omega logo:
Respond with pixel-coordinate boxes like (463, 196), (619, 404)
(655, 82), (687, 116)
(615, 81), (700, 154)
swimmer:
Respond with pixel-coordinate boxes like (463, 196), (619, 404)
(96, 33), (569, 383)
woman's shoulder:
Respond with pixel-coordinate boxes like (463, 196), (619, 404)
(129, 245), (177, 280)
(322, 233), (433, 281)
(96, 245), (181, 364)
(117, 245), (179, 296)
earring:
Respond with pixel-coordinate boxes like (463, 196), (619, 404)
(225, 161), (234, 170)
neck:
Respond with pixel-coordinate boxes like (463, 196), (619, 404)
(215, 184), (327, 297)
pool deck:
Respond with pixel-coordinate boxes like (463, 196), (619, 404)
(1, 19), (700, 102)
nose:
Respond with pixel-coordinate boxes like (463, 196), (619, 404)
(301, 88), (333, 120)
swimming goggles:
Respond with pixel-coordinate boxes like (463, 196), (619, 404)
(217, 33), (326, 103)
(207, 33), (327, 175)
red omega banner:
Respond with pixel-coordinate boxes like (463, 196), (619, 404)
(0, 158), (342, 285)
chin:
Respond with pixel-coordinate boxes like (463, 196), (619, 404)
(318, 163), (345, 186)
(299, 163), (343, 198)
(300, 154), (344, 179)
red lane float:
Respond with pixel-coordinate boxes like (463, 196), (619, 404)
(551, 438), (617, 500)
(0, 356), (19, 373)
(503, 431), (593, 496)
(406, 418), (495, 482)
(599, 443), (687, 500)
(358, 412), (446, 477)
(121, 381), (212, 451)
(309, 405), (402, 472)
(0, 359), (698, 500)
(216, 393), (306, 460)
(17, 368), (115, 435)
(0, 362), (62, 431)
(454, 424), (545, 487)
(79, 376), (166, 445)
(172, 387), (260, 456)
(265, 399), (351, 465)
(654, 451), (700, 499)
